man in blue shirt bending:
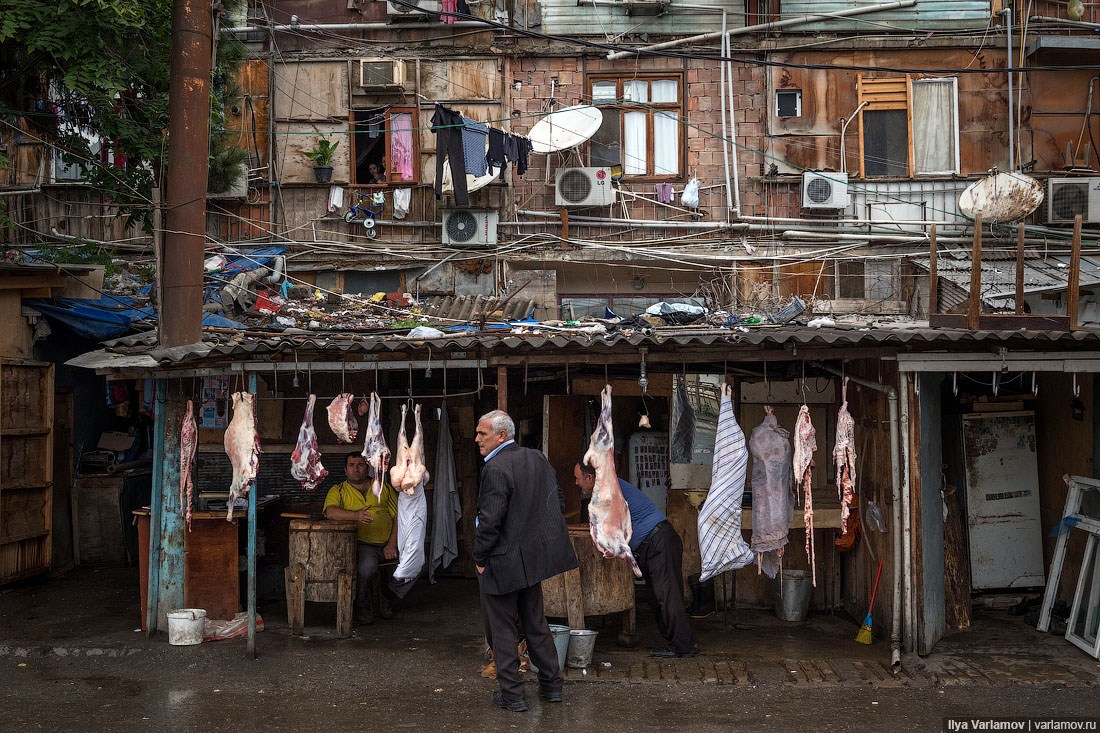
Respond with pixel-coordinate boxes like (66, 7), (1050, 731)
(574, 460), (699, 659)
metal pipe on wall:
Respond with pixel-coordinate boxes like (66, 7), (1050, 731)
(725, 30), (741, 215)
(1002, 8), (1016, 171)
(899, 370), (914, 657)
(718, 11), (734, 220)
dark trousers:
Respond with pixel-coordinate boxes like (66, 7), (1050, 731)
(636, 521), (697, 653)
(355, 542), (386, 610)
(480, 584), (562, 701)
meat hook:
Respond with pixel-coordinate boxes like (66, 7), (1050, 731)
(952, 372), (958, 397)
(1032, 372), (1038, 397)
(991, 372), (999, 397)
(1074, 373), (1081, 398)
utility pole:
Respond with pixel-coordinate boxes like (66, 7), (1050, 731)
(161, 0), (212, 347)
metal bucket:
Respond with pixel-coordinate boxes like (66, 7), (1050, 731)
(566, 629), (598, 668)
(774, 570), (813, 622)
(549, 624), (570, 671)
(167, 608), (206, 645)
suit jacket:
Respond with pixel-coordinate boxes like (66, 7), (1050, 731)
(474, 443), (578, 595)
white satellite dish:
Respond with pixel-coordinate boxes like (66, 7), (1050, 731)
(959, 171), (1044, 223)
(527, 105), (604, 154)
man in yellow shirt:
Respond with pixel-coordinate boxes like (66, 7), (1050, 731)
(323, 452), (399, 624)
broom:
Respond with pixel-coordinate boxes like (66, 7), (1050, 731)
(856, 559), (884, 645)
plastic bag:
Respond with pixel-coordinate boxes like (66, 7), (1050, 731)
(681, 177), (700, 208)
(865, 500), (887, 533)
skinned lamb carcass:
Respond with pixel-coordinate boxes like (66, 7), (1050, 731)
(390, 403), (429, 495)
(585, 385), (642, 578)
(180, 400), (198, 531)
(361, 392), (391, 499)
(291, 394), (328, 491)
(327, 393), (358, 443)
(224, 392), (261, 521)
(834, 378), (857, 536)
(792, 404), (817, 586)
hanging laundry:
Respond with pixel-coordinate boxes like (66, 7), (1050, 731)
(431, 104), (469, 206)
(655, 183), (674, 204)
(834, 378), (857, 536)
(461, 117), (489, 177)
(792, 405), (818, 586)
(503, 134), (533, 176)
(440, 0), (457, 23)
(749, 406), (793, 579)
(393, 187), (411, 219)
(697, 383), (754, 582)
(327, 185), (344, 213)
(429, 401), (462, 583)
(487, 127), (506, 176)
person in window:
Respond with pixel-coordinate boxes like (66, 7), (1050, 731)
(367, 162), (387, 184)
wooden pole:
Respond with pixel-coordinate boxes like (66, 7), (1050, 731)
(1069, 213), (1083, 331)
(928, 223), (938, 317)
(1015, 222), (1026, 315)
(967, 215), (983, 331)
(497, 366), (507, 412)
(247, 372), (258, 659)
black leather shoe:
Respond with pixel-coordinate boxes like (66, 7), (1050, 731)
(538, 687), (562, 703)
(492, 691), (528, 712)
(650, 644), (700, 658)
(378, 596), (394, 620)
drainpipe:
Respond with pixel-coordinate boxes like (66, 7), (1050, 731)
(1000, 8), (1016, 171)
(222, 20), (484, 33)
(839, 102), (868, 174)
(718, 11), (734, 221)
(899, 371), (914, 655)
(606, 0), (916, 60)
(813, 362), (904, 667)
(725, 31), (741, 216)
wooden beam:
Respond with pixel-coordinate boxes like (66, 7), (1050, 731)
(967, 215), (983, 331)
(559, 208), (569, 244)
(0, 274), (68, 290)
(928, 223), (938, 317)
(1069, 214), (1083, 331)
(488, 346), (901, 367)
(1015, 222), (1026, 315)
(497, 366), (507, 412)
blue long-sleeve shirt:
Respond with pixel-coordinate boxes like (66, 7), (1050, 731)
(617, 478), (665, 550)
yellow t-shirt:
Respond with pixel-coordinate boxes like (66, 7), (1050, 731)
(322, 480), (398, 544)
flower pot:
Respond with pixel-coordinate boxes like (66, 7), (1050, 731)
(313, 165), (333, 183)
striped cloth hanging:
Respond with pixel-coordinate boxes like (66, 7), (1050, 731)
(697, 383), (754, 582)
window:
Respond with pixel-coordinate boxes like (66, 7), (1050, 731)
(836, 260), (897, 300)
(350, 107), (418, 185)
(858, 76), (959, 177)
(588, 75), (683, 178)
(776, 89), (801, 118)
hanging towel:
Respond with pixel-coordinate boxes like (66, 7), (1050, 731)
(697, 383), (754, 582)
(749, 408), (793, 579)
(327, 185), (344, 213)
(429, 401), (462, 583)
(656, 183), (673, 204)
(393, 187), (411, 220)
(460, 117), (489, 177)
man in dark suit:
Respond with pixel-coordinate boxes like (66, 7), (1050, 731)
(474, 409), (578, 713)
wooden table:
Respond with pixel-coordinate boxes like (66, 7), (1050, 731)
(541, 525), (636, 646)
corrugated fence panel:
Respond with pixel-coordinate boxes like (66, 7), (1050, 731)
(779, 0), (990, 31)
(541, 0), (744, 37)
(845, 179), (969, 233)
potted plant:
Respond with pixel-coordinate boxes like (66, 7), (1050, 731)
(304, 136), (339, 183)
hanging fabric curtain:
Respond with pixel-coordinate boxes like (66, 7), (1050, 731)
(390, 112), (415, 182)
(623, 111), (647, 175)
(911, 79), (956, 174)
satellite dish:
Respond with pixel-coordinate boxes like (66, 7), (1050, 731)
(959, 171), (1044, 223)
(527, 105), (604, 154)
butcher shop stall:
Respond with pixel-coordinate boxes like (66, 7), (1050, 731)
(60, 322), (1100, 665)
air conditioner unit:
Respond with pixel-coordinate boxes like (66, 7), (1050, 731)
(1046, 177), (1100, 224)
(802, 171), (849, 209)
(555, 167), (616, 207)
(208, 175), (248, 200)
(359, 58), (407, 89)
(442, 209), (498, 246)
(386, 0), (443, 16)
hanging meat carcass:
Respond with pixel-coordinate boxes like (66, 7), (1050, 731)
(697, 383), (754, 581)
(748, 406), (794, 578)
(180, 400), (198, 531)
(291, 394), (328, 491)
(834, 378), (857, 536)
(361, 392), (391, 499)
(224, 392), (261, 521)
(327, 393), (358, 443)
(792, 404), (818, 586)
(390, 403), (429, 495)
(584, 385), (642, 578)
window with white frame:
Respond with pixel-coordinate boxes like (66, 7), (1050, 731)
(858, 76), (959, 177)
(588, 75), (683, 178)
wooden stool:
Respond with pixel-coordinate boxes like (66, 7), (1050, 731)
(285, 519), (357, 638)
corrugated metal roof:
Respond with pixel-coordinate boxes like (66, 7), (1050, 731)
(541, 0), (744, 36)
(913, 252), (1100, 307)
(779, 1), (991, 31)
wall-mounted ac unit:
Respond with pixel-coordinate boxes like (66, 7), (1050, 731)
(1046, 177), (1100, 224)
(386, 0), (443, 16)
(555, 167), (616, 207)
(442, 209), (498, 246)
(802, 171), (849, 209)
(208, 174), (248, 200)
(360, 58), (407, 89)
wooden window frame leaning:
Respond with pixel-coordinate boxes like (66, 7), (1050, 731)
(1037, 474), (1100, 660)
(348, 105), (420, 187)
(856, 75), (960, 179)
(586, 73), (685, 181)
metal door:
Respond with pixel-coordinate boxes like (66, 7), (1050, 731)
(962, 411), (1045, 589)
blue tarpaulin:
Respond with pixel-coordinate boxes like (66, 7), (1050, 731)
(222, 247), (285, 274)
(26, 296), (244, 340)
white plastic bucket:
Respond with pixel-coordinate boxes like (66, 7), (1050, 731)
(167, 608), (207, 645)
(566, 629), (598, 668)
